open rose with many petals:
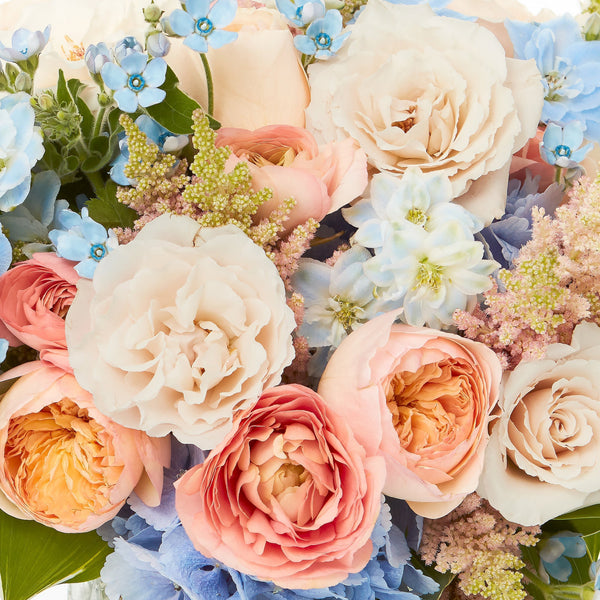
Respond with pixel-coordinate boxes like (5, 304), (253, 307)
(479, 322), (600, 525)
(318, 311), (502, 518)
(216, 124), (367, 232)
(0, 362), (170, 532)
(306, 0), (543, 225)
(66, 215), (296, 448)
(175, 384), (386, 589)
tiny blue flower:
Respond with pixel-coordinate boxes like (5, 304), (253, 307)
(48, 207), (119, 278)
(168, 0), (238, 54)
(0, 26), (50, 62)
(147, 32), (171, 58)
(114, 36), (145, 63)
(84, 42), (112, 75)
(539, 532), (587, 583)
(101, 52), (167, 113)
(276, 0), (326, 27)
(0, 338), (8, 365)
(294, 10), (349, 59)
(540, 121), (593, 168)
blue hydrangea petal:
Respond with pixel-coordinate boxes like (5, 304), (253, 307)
(169, 9), (196, 36)
(101, 62), (128, 90)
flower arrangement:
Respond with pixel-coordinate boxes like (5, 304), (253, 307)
(1, 1), (600, 600)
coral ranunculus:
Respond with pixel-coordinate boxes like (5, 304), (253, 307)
(318, 311), (502, 518)
(175, 384), (386, 589)
(0, 363), (170, 532)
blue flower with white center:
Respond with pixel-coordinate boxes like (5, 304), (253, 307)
(540, 121), (593, 168)
(507, 15), (600, 142)
(276, 0), (326, 27)
(84, 42), (112, 75)
(294, 10), (349, 59)
(167, 0), (238, 54)
(114, 36), (144, 63)
(110, 115), (189, 186)
(0, 93), (44, 212)
(48, 207), (118, 279)
(538, 532), (586, 583)
(101, 52), (167, 113)
(0, 26), (50, 62)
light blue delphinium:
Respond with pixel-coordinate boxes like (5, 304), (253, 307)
(0, 26), (50, 62)
(101, 52), (167, 113)
(294, 10), (349, 59)
(479, 173), (563, 269)
(276, 0), (326, 27)
(506, 15), (600, 142)
(168, 0), (238, 53)
(114, 36), (145, 63)
(48, 207), (118, 278)
(0, 93), (45, 212)
(540, 121), (594, 168)
(110, 115), (189, 186)
(538, 532), (586, 583)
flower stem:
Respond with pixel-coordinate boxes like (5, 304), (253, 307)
(200, 53), (214, 117)
(92, 106), (108, 138)
(555, 166), (562, 184)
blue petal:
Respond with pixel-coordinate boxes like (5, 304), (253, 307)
(183, 34), (209, 53)
(169, 9), (196, 36)
(0, 176), (31, 211)
(101, 62), (127, 90)
(208, 0), (237, 27)
(143, 58), (167, 87)
(114, 88), (140, 113)
(137, 87), (166, 108)
(186, 0), (211, 19)
(0, 338), (7, 363)
(74, 258), (98, 279)
(0, 232), (11, 274)
(120, 52), (148, 76)
(294, 35), (317, 55)
(207, 30), (238, 49)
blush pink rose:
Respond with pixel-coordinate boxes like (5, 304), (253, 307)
(509, 126), (557, 193)
(175, 384), (385, 589)
(0, 362), (170, 533)
(216, 124), (368, 232)
(0, 253), (78, 371)
(318, 311), (502, 518)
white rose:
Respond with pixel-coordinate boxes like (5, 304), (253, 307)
(66, 215), (296, 449)
(478, 322), (600, 525)
(305, 1), (544, 225)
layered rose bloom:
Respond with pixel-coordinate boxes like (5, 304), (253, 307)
(66, 215), (296, 448)
(0, 363), (170, 532)
(0, 253), (78, 371)
(216, 124), (367, 232)
(175, 384), (386, 589)
(479, 322), (600, 526)
(305, 0), (543, 225)
(318, 311), (502, 518)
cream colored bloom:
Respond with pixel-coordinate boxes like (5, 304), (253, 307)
(66, 215), (296, 449)
(305, 1), (543, 225)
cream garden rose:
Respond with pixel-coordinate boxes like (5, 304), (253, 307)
(66, 215), (296, 449)
(478, 322), (600, 525)
(305, 1), (544, 225)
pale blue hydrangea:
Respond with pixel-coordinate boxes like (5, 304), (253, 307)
(538, 532), (586, 583)
(167, 0), (238, 53)
(540, 121), (593, 168)
(0, 93), (44, 212)
(0, 26), (50, 62)
(276, 0), (326, 27)
(101, 52), (167, 113)
(48, 207), (118, 278)
(294, 10), (349, 59)
(506, 15), (600, 141)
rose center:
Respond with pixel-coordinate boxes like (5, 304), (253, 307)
(272, 462), (308, 496)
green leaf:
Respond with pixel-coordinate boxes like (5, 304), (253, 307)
(410, 554), (455, 600)
(86, 187), (137, 230)
(0, 511), (111, 600)
(55, 70), (70, 105)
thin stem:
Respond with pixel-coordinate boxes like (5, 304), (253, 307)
(92, 105), (108, 138)
(200, 53), (214, 117)
(555, 166), (562, 185)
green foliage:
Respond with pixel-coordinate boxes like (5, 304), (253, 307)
(87, 180), (138, 230)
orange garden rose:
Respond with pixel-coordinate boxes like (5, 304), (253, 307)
(0, 363), (170, 532)
(318, 311), (502, 518)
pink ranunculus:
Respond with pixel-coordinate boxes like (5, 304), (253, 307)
(0, 362), (170, 533)
(175, 384), (386, 589)
(216, 124), (368, 232)
(0, 253), (79, 371)
(318, 311), (502, 519)
(509, 126), (557, 193)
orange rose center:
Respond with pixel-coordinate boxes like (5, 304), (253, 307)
(248, 146), (296, 167)
(386, 358), (475, 454)
(4, 399), (123, 526)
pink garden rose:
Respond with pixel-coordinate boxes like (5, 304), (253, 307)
(216, 124), (368, 232)
(0, 253), (78, 371)
(318, 311), (502, 518)
(175, 384), (386, 589)
(0, 362), (170, 532)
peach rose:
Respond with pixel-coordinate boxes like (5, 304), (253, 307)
(216, 125), (367, 232)
(478, 322), (600, 525)
(66, 215), (295, 448)
(166, 7), (310, 129)
(0, 253), (78, 371)
(0, 362), (170, 532)
(305, 0), (543, 225)
(175, 384), (386, 589)
(509, 127), (557, 192)
(318, 311), (502, 518)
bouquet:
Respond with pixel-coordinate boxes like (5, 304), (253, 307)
(1, 0), (600, 599)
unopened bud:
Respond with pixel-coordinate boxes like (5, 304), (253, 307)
(38, 93), (54, 110)
(97, 91), (112, 107)
(14, 72), (32, 92)
(144, 2), (163, 23)
(584, 12), (600, 41)
(146, 31), (170, 57)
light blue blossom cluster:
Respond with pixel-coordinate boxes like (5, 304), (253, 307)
(538, 532), (586, 582)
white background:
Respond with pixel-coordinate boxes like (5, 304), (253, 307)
(7, 0), (585, 598)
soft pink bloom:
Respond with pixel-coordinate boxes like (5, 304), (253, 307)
(318, 311), (502, 518)
(175, 383), (386, 589)
(0, 253), (78, 371)
(0, 362), (170, 532)
(216, 124), (368, 232)
(509, 126), (557, 192)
